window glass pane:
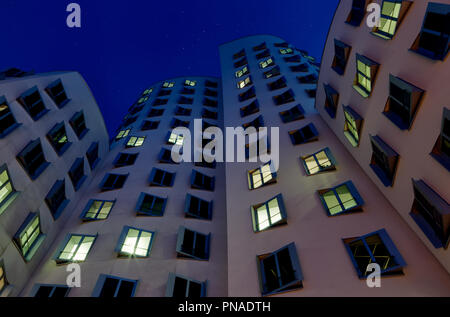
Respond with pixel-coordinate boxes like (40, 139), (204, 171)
(261, 164), (273, 183)
(366, 234), (398, 271)
(304, 156), (319, 174)
(59, 235), (82, 260)
(323, 191), (343, 215)
(135, 231), (152, 256)
(382, 2), (401, 18)
(268, 198), (282, 225)
(121, 229), (139, 255)
(0, 170), (12, 203)
(257, 205), (270, 231)
(72, 236), (95, 261)
(316, 151), (332, 168)
(336, 185), (357, 210)
(349, 239), (372, 275)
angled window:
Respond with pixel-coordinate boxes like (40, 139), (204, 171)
(147, 108), (164, 117)
(290, 63), (309, 73)
(194, 157), (217, 169)
(238, 86), (256, 102)
(46, 122), (71, 156)
(115, 128), (130, 140)
(430, 108), (450, 171)
(1, 68), (34, 78)
(86, 142), (100, 170)
(240, 100), (260, 118)
(159, 148), (179, 164)
(274, 42), (289, 48)
(162, 82), (175, 88)
(288, 123), (319, 145)
(158, 88), (172, 97)
(203, 97), (218, 108)
(0, 96), (21, 138)
(343, 106), (363, 147)
(142, 87), (153, 95)
(126, 136), (145, 147)
(185, 194), (213, 220)
(383, 74), (425, 130)
(301, 147), (337, 176)
(92, 274), (138, 297)
(305, 88), (317, 98)
(121, 115), (138, 128)
(345, 0), (367, 26)
(205, 80), (218, 88)
(0, 261), (8, 295)
(234, 57), (248, 68)
(248, 162), (277, 190)
(175, 106), (192, 116)
(69, 111), (89, 139)
(297, 73), (318, 84)
(259, 57), (275, 69)
(323, 83), (339, 118)
(256, 49), (271, 60)
(369, 135), (399, 187)
(242, 115), (264, 130)
(268, 77), (287, 91)
(113, 152), (138, 167)
(284, 55), (301, 63)
(167, 132), (184, 146)
(279, 48), (294, 55)
(410, 2), (449, 60)
(153, 98), (168, 106)
(99, 173), (128, 191)
(54, 234), (97, 264)
(13, 212), (46, 261)
(253, 42), (267, 51)
(184, 80), (197, 87)
(115, 226), (155, 257)
(235, 65), (249, 78)
(410, 179), (450, 249)
(149, 168), (175, 187)
(202, 108), (218, 120)
(136, 95), (149, 104)
(204, 88), (217, 98)
(81, 199), (115, 221)
(68, 158), (86, 191)
(318, 180), (364, 216)
(273, 89), (295, 106)
(141, 120), (160, 131)
(372, 0), (411, 40)
(353, 54), (379, 98)
(165, 273), (207, 297)
(279, 104), (305, 123)
(46, 79), (70, 108)
(17, 86), (49, 121)
(332, 39), (352, 75)
(237, 76), (252, 89)
(233, 49), (246, 60)
(178, 96), (194, 105)
(0, 164), (19, 216)
(180, 87), (195, 95)
(45, 179), (69, 220)
(191, 170), (215, 191)
(343, 229), (406, 278)
(31, 285), (70, 298)
(136, 192), (167, 216)
(17, 139), (50, 180)
(176, 226), (210, 261)
(252, 194), (287, 232)
(263, 65), (281, 79)
(257, 242), (303, 296)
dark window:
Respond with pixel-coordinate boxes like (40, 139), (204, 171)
(69, 111), (89, 139)
(176, 226), (210, 260)
(68, 158), (86, 191)
(202, 108), (218, 120)
(94, 275), (137, 298)
(204, 88), (217, 98)
(205, 80), (218, 88)
(289, 63), (309, 73)
(159, 148), (179, 164)
(243, 115), (264, 130)
(17, 139), (50, 180)
(297, 73), (318, 84)
(114, 152), (138, 167)
(180, 87), (195, 95)
(45, 179), (69, 220)
(274, 42), (289, 48)
(283, 55), (301, 63)
(194, 159), (217, 169)
(166, 273), (206, 297)
(233, 49), (246, 60)
(234, 57), (248, 68)
(147, 108), (164, 117)
(279, 104), (305, 123)
(158, 89), (172, 97)
(343, 106), (363, 147)
(332, 39), (352, 75)
(100, 173), (128, 191)
(171, 118), (190, 128)
(128, 103), (144, 115)
(238, 86), (256, 102)
(345, 0), (367, 26)
(136, 192), (167, 216)
(191, 170), (215, 191)
(288, 123), (319, 145)
(121, 115), (138, 128)
(273, 89), (295, 106)
(17, 86), (49, 121)
(178, 96), (194, 105)
(0, 96), (21, 137)
(33, 285), (70, 298)
(267, 77), (287, 91)
(323, 84), (339, 118)
(0, 68), (34, 79)
(305, 88), (317, 98)
(45, 79), (70, 108)
(149, 168), (175, 187)
(153, 98), (168, 106)
(256, 49), (271, 60)
(86, 142), (100, 170)
(369, 135), (399, 187)
(263, 66), (281, 79)
(240, 100), (260, 118)
(203, 97), (218, 108)
(185, 194), (213, 220)
(46, 122), (71, 156)
(253, 42), (267, 51)
(141, 120), (160, 130)
(175, 106), (192, 116)
(430, 108), (450, 171)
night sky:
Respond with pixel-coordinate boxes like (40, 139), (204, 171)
(1, 0), (338, 135)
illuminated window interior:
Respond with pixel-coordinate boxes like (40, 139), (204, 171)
(117, 227), (154, 257)
(248, 162), (276, 190)
(353, 54), (379, 98)
(82, 199), (114, 221)
(252, 194), (286, 232)
(343, 106), (363, 147)
(126, 136), (145, 147)
(235, 65), (249, 78)
(237, 76), (252, 89)
(115, 129), (130, 140)
(318, 181), (364, 216)
(259, 57), (274, 69)
(301, 147), (336, 175)
(55, 234), (96, 264)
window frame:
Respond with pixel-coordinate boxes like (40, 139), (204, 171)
(279, 104), (305, 123)
(343, 105), (363, 147)
(86, 142), (100, 170)
(17, 86), (49, 121)
(80, 199), (116, 221)
(45, 179), (69, 220)
(0, 95), (21, 138)
(30, 284), (71, 297)
(113, 152), (139, 167)
(136, 192), (167, 216)
(53, 233), (97, 264)
(288, 123), (319, 145)
(371, 0), (412, 40)
(69, 111), (89, 140)
(251, 194), (287, 232)
(45, 79), (71, 108)
(16, 138), (50, 180)
(165, 272), (207, 297)
(176, 226), (211, 261)
(92, 274), (138, 297)
(184, 194), (213, 220)
(248, 162), (277, 190)
(13, 212), (46, 262)
(46, 122), (71, 156)
(301, 147), (337, 176)
(345, 0), (368, 27)
(115, 226), (156, 258)
(318, 180), (364, 216)
(369, 135), (399, 187)
(353, 54), (379, 98)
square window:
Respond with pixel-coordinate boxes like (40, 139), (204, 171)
(100, 173), (128, 191)
(147, 108), (165, 117)
(165, 273), (206, 297)
(69, 111), (89, 139)
(176, 226), (210, 260)
(92, 274), (138, 297)
(45, 79), (70, 108)
(162, 82), (175, 88)
(273, 89), (295, 106)
(114, 152), (138, 167)
(372, 0), (411, 40)
(301, 147), (337, 176)
(284, 55), (301, 63)
(263, 66), (281, 79)
(345, 0), (367, 26)
(191, 170), (215, 191)
(45, 179), (69, 220)
(180, 87), (195, 95)
(430, 108), (450, 171)
(81, 199), (115, 221)
(343, 106), (363, 147)
(136, 192), (167, 216)
(149, 168), (175, 187)
(178, 96), (194, 105)
(115, 129), (130, 140)
(259, 57), (275, 69)
(184, 80), (197, 87)
(68, 157), (86, 191)
(116, 226), (155, 257)
(235, 65), (249, 78)
(204, 88), (217, 98)
(290, 63), (309, 73)
(153, 98), (168, 106)
(158, 89), (172, 97)
(159, 148), (179, 164)
(248, 162), (277, 190)
(323, 84), (339, 118)
(297, 73), (318, 84)
(205, 80), (218, 88)
(332, 39), (352, 75)
(185, 194), (213, 220)
(54, 234), (96, 264)
(237, 76), (252, 89)
(0, 164), (19, 216)
(203, 97), (218, 108)
(31, 285), (70, 297)
(369, 135), (399, 187)
(86, 142), (100, 170)
(0, 96), (21, 137)
(13, 212), (46, 261)
(353, 54), (379, 98)
(318, 180), (364, 216)
(279, 48), (294, 55)
(142, 87), (153, 95)
(46, 122), (71, 156)
(288, 123), (319, 145)
(126, 136), (145, 147)
(175, 106), (192, 116)
(251, 194), (287, 232)
(256, 49), (271, 60)
(167, 132), (185, 146)
(267, 77), (287, 91)
(17, 86), (49, 121)
(17, 139), (50, 180)
(279, 104), (305, 123)
(141, 120), (160, 131)
(238, 86), (256, 102)
(242, 115), (264, 131)
(240, 100), (260, 118)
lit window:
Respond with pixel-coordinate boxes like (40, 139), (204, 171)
(248, 162), (277, 190)
(136, 192), (167, 216)
(115, 129), (130, 140)
(54, 234), (96, 264)
(141, 120), (160, 131)
(113, 152), (138, 167)
(345, 0), (367, 26)
(162, 82), (174, 88)
(372, 0), (411, 40)
(279, 104), (304, 123)
(92, 274), (138, 297)
(116, 226), (155, 257)
(69, 111), (89, 139)
(301, 147), (337, 175)
(0, 261), (8, 295)
(86, 142), (100, 170)
(149, 168), (175, 187)
(31, 284), (70, 297)
(343, 229), (406, 278)
(259, 57), (275, 69)
(251, 194), (287, 232)
(273, 89), (295, 106)
(184, 80), (196, 87)
(16, 139), (50, 180)
(99, 173), (128, 191)
(235, 65), (249, 78)
(191, 170), (215, 191)
(168, 132), (184, 145)
(343, 106), (363, 147)
(17, 86), (49, 121)
(165, 273), (207, 297)
(0, 164), (19, 216)
(318, 180), (364, 216)
(185, 194), (213, 220)
(430, 108), (450, 171)
(143, 87), (153, 95)
(45, 179), (69, 220)
(288, 123), (319, 145)
(68, 157), (86, 191)
(237, 76), (252, 89)
(369, 135), (399, 187)
(13, 212), (46, 261)
(279, 48), (293, 55)
(81, 199), (115, 221)
(0, 96), (21, 138)
(126, 136), (145, 147)
(137, 96), (149, 104)
(176, 226), (210, 260)
(46, 122), (71, 156)
(332, 39), (352, 75)
(353, 54), (379, 98)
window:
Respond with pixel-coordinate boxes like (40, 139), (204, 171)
(343, 229), (406, 278)
(191, 170), (215, 191)
(318, 180), (364, 216)
(185, 194), (213, 220)
(289, 63), (309, 73)
(121, 115), (138, 128)
(274, 42), (289, 48)
(68, 158), (86, 191)
(167, 132), (184, 146)
(17, 139), (50, 180)
(248, 162), (277, 190)
(372, 0), (411, 40)
(204, 88), (217, 98)
(159, 148), (179, 164)
(253, 42), (267, 51)
(240, 100), (260, 118)
(136, 192), (167, 216)
(0, 96), (21, 137)
(99, 173), (128, 191)
(69, 111), (89, 139)
(162, 81), (175, 88)
(237, 76), (252, 89)
(202, 108), (218, 120)
(305, 88), (317, 98)
(284, 55), (301, 63)
(257, 242), (303, 296)
(410, 2), (450, 60)
(345, 0), (367, 26)
(142, 87), (153, 95)
(180, 87), (195, 95)
(267, 77), (287, 91)
(185, 79), (197, 87)
(203, 97), (218, 108)
(13, 212), (46, 261)
(235, 65), (249, 78)
(205, 80), (218, 88)
(353, 54), (379, 98)
(323, 84), (339, 118)
(115, 226), (155, 257)
(0, 164), (19, 216)
(45, 179), (69, 220)
(238, 86), (256, 102)
(178, 96), (194, 105)
(279, 48), (293, 55)
(273, 89), (295, 106)
(46, 122), (71, 156)
(32, 285), (70, 298)
(46, 79), (70, 108)
(410, 179), (450, 249)
(233, 49), (246, 60)
(369, 135), (399, 187)
(81, 199), (115, 221)
(343, 106), (363, 147)
(430, 108), (450, 171)
(242, 115), (264, 131)
(301, 147), (337, 176)
(263, 66), (281, 79)
(288, 123), (319, 145)
(136, 95), (149, 104)
(153, 98), (168, 106)
(114, 152), (138, 167)
(0, 261), (8, 295)
(195, 157), (217, 169)
(234, 57), (248, 68)
(332, 39), (352, 75)
(92, 274), (138, 297)
(126, 136), (145, 147)
(54, 234), (96, 264)
(279, 104), (305, 123)
(158, 89), (172, 97)
(141, 120), (160, 131)
(165, 273), (207, 297)
(297, 73), (318, 84)
(259, 57), (275, 69)
(148, 108), (164, 117)
(149, 168), (175, 187)
(17, 86), (49, 121)
(115, 128), (130, 140)
(256, 49), (271, 60)
(251, 194), (287, 232)
(383, 74), (425, 130)
(176, 226), (210, 260)
(175, 106), (192, 116)
(86, 142), (100, 170)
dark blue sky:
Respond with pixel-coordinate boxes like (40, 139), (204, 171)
(1, 0), (338, 135)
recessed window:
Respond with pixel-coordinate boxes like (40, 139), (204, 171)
(45, 79), (70, 108)
(306, 88), (317, 98)
(126, 136), (145, 147)
(284, 55), (301, 63)
(202, 108), (218, 120)
(165, 273), (206, 297)
(121, 115), (138, 128)
(256, 49), (271, 60)
(136, 95), (149, 104)
(167, 132), (184, 145)
(115, 129), (130, 140)
(240, 100), (260, 118)
(180, 87), (195, 95)
(54, 234), (96, 264)
(238, 86), (256, 102)
(116, 226), (155, 258)
(86, 142), (100, 170)
(235, 65), (249, 78)
(353, 54), (379, 98)
(176, 226), (210, 261)
(162, 82), (175, 88)
(263, 65), (281, 79)
(205, 80), (218, 88)
(153, 98), (168, 106)
(259, 57), (275, 69)
(136, 192), (167, 216)
(242, 115), (264, 131)
(273, 89), (295, 106)
(45, 179), (69, 220)
(345, 0), (367, 26)
(343, 229), (406, 278)
(430, 108), (450, 171)
(297, 73), (318, 84)
(149, 168), (175, 187)
(68, 158), (86, 191)
(69, 111), (89, 139)
(318, 180), (364, 216)
(178, 96), (194, 105)
(410, 2), (449, 60)
(274, 42), (289, 48)
(257, 242), (303, 296)
(92, 274), (138, 297)
(233, 49), (246, 60)
(204, 88), (218, 98)
(0, 96), (21, 138)
(279, 104), (305, 123)
(332, 39), (352, 75)
(237, 76), (252, 89)
(114, 152), (138, 167)
(80, 199), (115, 221)
(0, 164), (19, 216)
(32, 285), (70, 298)
(191, 170), (215, 191)
(141, 120), (160, 131)
(251, 194), (287, 232)
(279, 48), (293, 55)
(148, 108), (164, 117)
(203, 97), (218, 108)
(185, 80), (197, 87)
(142, 87), (153, 95)
(343, 105), (363, 147)
(158, 89), (172, 97)
(185, 194), (213, 220)
(17, 139), (50, 180)
(253, 42), (267, 51)
(248, 162), (277, 190)
(290, 63), (309, 73)
(301, 147), (337, 176)
(175, 106), (192, 117)
(267, 77), (287, 91)
(369, 135), (399, 187)
(100, 173), (128, 191)
(159, 148), (179, 164)
(17, 86), (49, 121)
(372, 0), (411, 40)
(410, 179), (450, 249)
(234, 57), (248, 68)
(0, 262), (8, 295)
(383, 74), (425, 130)
(288, 123), (319, 145)
(46, 122), (71, 156)
(323, 83), (339, 118)
(13, 212), (46, 261)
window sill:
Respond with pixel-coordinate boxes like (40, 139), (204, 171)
(29, 162), (51, 180)
(55, 142), (73, 156)
(382, 111), (410, 130)
(72, 176), (87, 191)
(56, 98), (71, 109)
(409, 47), (446, 61)
(0, 123), (22, 139)
(76, 128), (89, 140)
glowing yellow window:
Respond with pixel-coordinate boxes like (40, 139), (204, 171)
(115, 129), (130, 140)
(235, 66), (248, 78)
(249, 163), (276, 189)
(163, 82), (174, 88)
(0, 169), (14, 206)
(354, 54), (379, 98)
(0, 265), (6, 292)
(319, 181), (364, 216)
(56, 234), (96, 263)
(259, 58), (274, 69)
(117, 227), (154, 257)
(127, 136), (145, 147)
(302, 148), (336, 175)
(185, 80), (197, 87)
(83, 200), (114, 220)
(168, 133), (184, 145)
(237, 76), (252, 89)
(372, 1), (410, 39)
